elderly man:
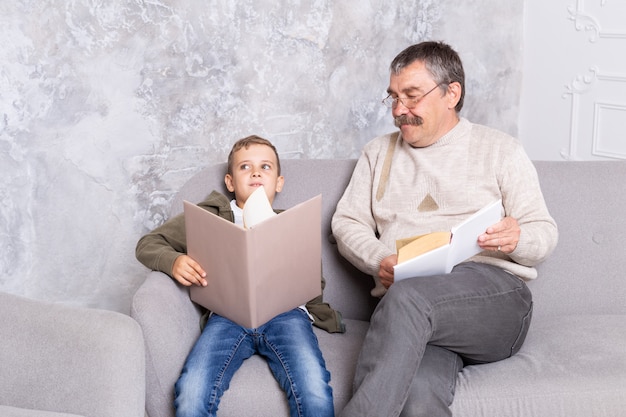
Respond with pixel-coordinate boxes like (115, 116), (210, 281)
(332, 41), (558, 417)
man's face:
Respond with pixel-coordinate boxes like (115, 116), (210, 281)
(387, 60), (460, 148)
(224, 144), (284, 208)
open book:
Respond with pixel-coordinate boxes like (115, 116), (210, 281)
(184, 188), (322, 328)
(393, 199), (502, 281)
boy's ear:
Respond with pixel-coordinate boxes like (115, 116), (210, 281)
(224, 174), (235, 192)
(275, 175), (285, 193)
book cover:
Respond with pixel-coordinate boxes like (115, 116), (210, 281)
(184, 191), (322, 328)
(393, 199), (502, 281)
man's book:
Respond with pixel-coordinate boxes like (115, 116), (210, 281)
(393, 199), (502, 281)
(184, 189), (322, 328)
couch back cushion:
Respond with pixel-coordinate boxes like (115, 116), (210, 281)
(170, 159), (626, 322)
(530, 161), (626, 318)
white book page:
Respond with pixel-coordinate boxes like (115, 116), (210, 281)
(447, 199), (502, 268)
(394, 243), (450, 281)
(242, 187), (277, 229)
(392, 199), (502, 280)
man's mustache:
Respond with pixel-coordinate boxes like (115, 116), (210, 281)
(394, 115), (423, 127)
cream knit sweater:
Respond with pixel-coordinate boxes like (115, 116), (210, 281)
(331, 118), (558, 297)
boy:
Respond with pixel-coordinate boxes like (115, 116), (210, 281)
(136, 135), (344, 417)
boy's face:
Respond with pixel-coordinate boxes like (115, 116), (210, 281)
(224, 144), (284, 208)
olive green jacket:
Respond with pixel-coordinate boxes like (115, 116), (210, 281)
(136, 190), (345, 333)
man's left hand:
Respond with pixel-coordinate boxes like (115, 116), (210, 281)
(478, 216), (520, 254)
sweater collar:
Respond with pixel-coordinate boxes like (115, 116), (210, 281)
(431, 117), (470, 148)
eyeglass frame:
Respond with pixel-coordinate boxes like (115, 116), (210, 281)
(382, 82), (447, 109)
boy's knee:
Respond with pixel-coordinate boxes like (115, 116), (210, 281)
(295, 384), (334, 417)
(175, 372), (221, 417)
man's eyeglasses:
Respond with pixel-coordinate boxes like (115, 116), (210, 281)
(382, 83), (445, 109)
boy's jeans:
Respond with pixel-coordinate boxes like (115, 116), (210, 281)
(175, 308), (334, 417)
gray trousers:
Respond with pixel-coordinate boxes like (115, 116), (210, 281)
(340, 262), (533, 417)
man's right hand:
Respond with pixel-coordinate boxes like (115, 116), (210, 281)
(378, 254), (398, 289)
(172, 255), (207, 287)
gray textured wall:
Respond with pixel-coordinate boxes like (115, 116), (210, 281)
(0, 1), (522, 313)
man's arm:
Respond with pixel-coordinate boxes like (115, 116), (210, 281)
(494, 145), (559, 265)
(331, 154), (394, 278)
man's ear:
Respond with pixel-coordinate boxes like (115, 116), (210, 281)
(447, 82), (462, 110)
(275, 175), (285, 193)
(224, 174), (235, 192)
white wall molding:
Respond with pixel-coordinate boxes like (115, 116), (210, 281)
(521, 0), (626, 161)
(568, 0), (626, 42)
(562, 67), (626, 160)
(592, 102), (626, 158)
(561, 67), (598, 160)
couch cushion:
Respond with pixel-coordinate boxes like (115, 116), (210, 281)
(130, 272), (201, 417)
(0, 291), (145, 417)
(217, 318), (369, 416)
(531, 161), (626, 318)
(0, 405), (84, 417)
(451, 314), (626, 417)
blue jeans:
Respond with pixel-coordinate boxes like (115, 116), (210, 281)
(174, 308), (334, 417)
(340, 262), (533, 417)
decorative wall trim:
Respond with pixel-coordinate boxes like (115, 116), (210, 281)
(597, 72), (626, 83)
(592, 102), (626, 158)
(568, 0), (626, 42)
(562, 67), (626, 160)
(561, 67), (599, 160)
(563, 67), (599, 96)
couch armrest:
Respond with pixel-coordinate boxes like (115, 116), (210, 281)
(0, 405), (84, 417)
(131, 271), (202, 417)
(0, 291), (145, 417)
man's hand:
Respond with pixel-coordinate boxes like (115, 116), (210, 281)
(172, 255), (207, 287)
(478, 216), (520, 254)
(378, 254), (398, 289)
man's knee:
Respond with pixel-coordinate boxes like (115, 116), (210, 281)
(385, 278), (427, 306)
(399, 346), (462, 417)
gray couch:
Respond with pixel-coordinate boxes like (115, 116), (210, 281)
(131, 159), (626, 417)
(0, 291), (145, 417)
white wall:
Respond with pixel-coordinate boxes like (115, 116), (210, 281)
(520, 0), (626, 161)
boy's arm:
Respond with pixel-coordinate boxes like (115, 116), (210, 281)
(137, 192), (234, 286)
(135, 213), (188, 277)
(136, 213), (208, 286)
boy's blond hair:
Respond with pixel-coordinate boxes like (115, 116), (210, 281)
(227, 135), (281, 176)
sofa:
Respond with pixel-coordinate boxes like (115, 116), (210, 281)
(0, 291), (146, 417)
(131, 158), (626, 417)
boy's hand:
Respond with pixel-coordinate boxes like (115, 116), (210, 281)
(172, 255), (207, 287)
